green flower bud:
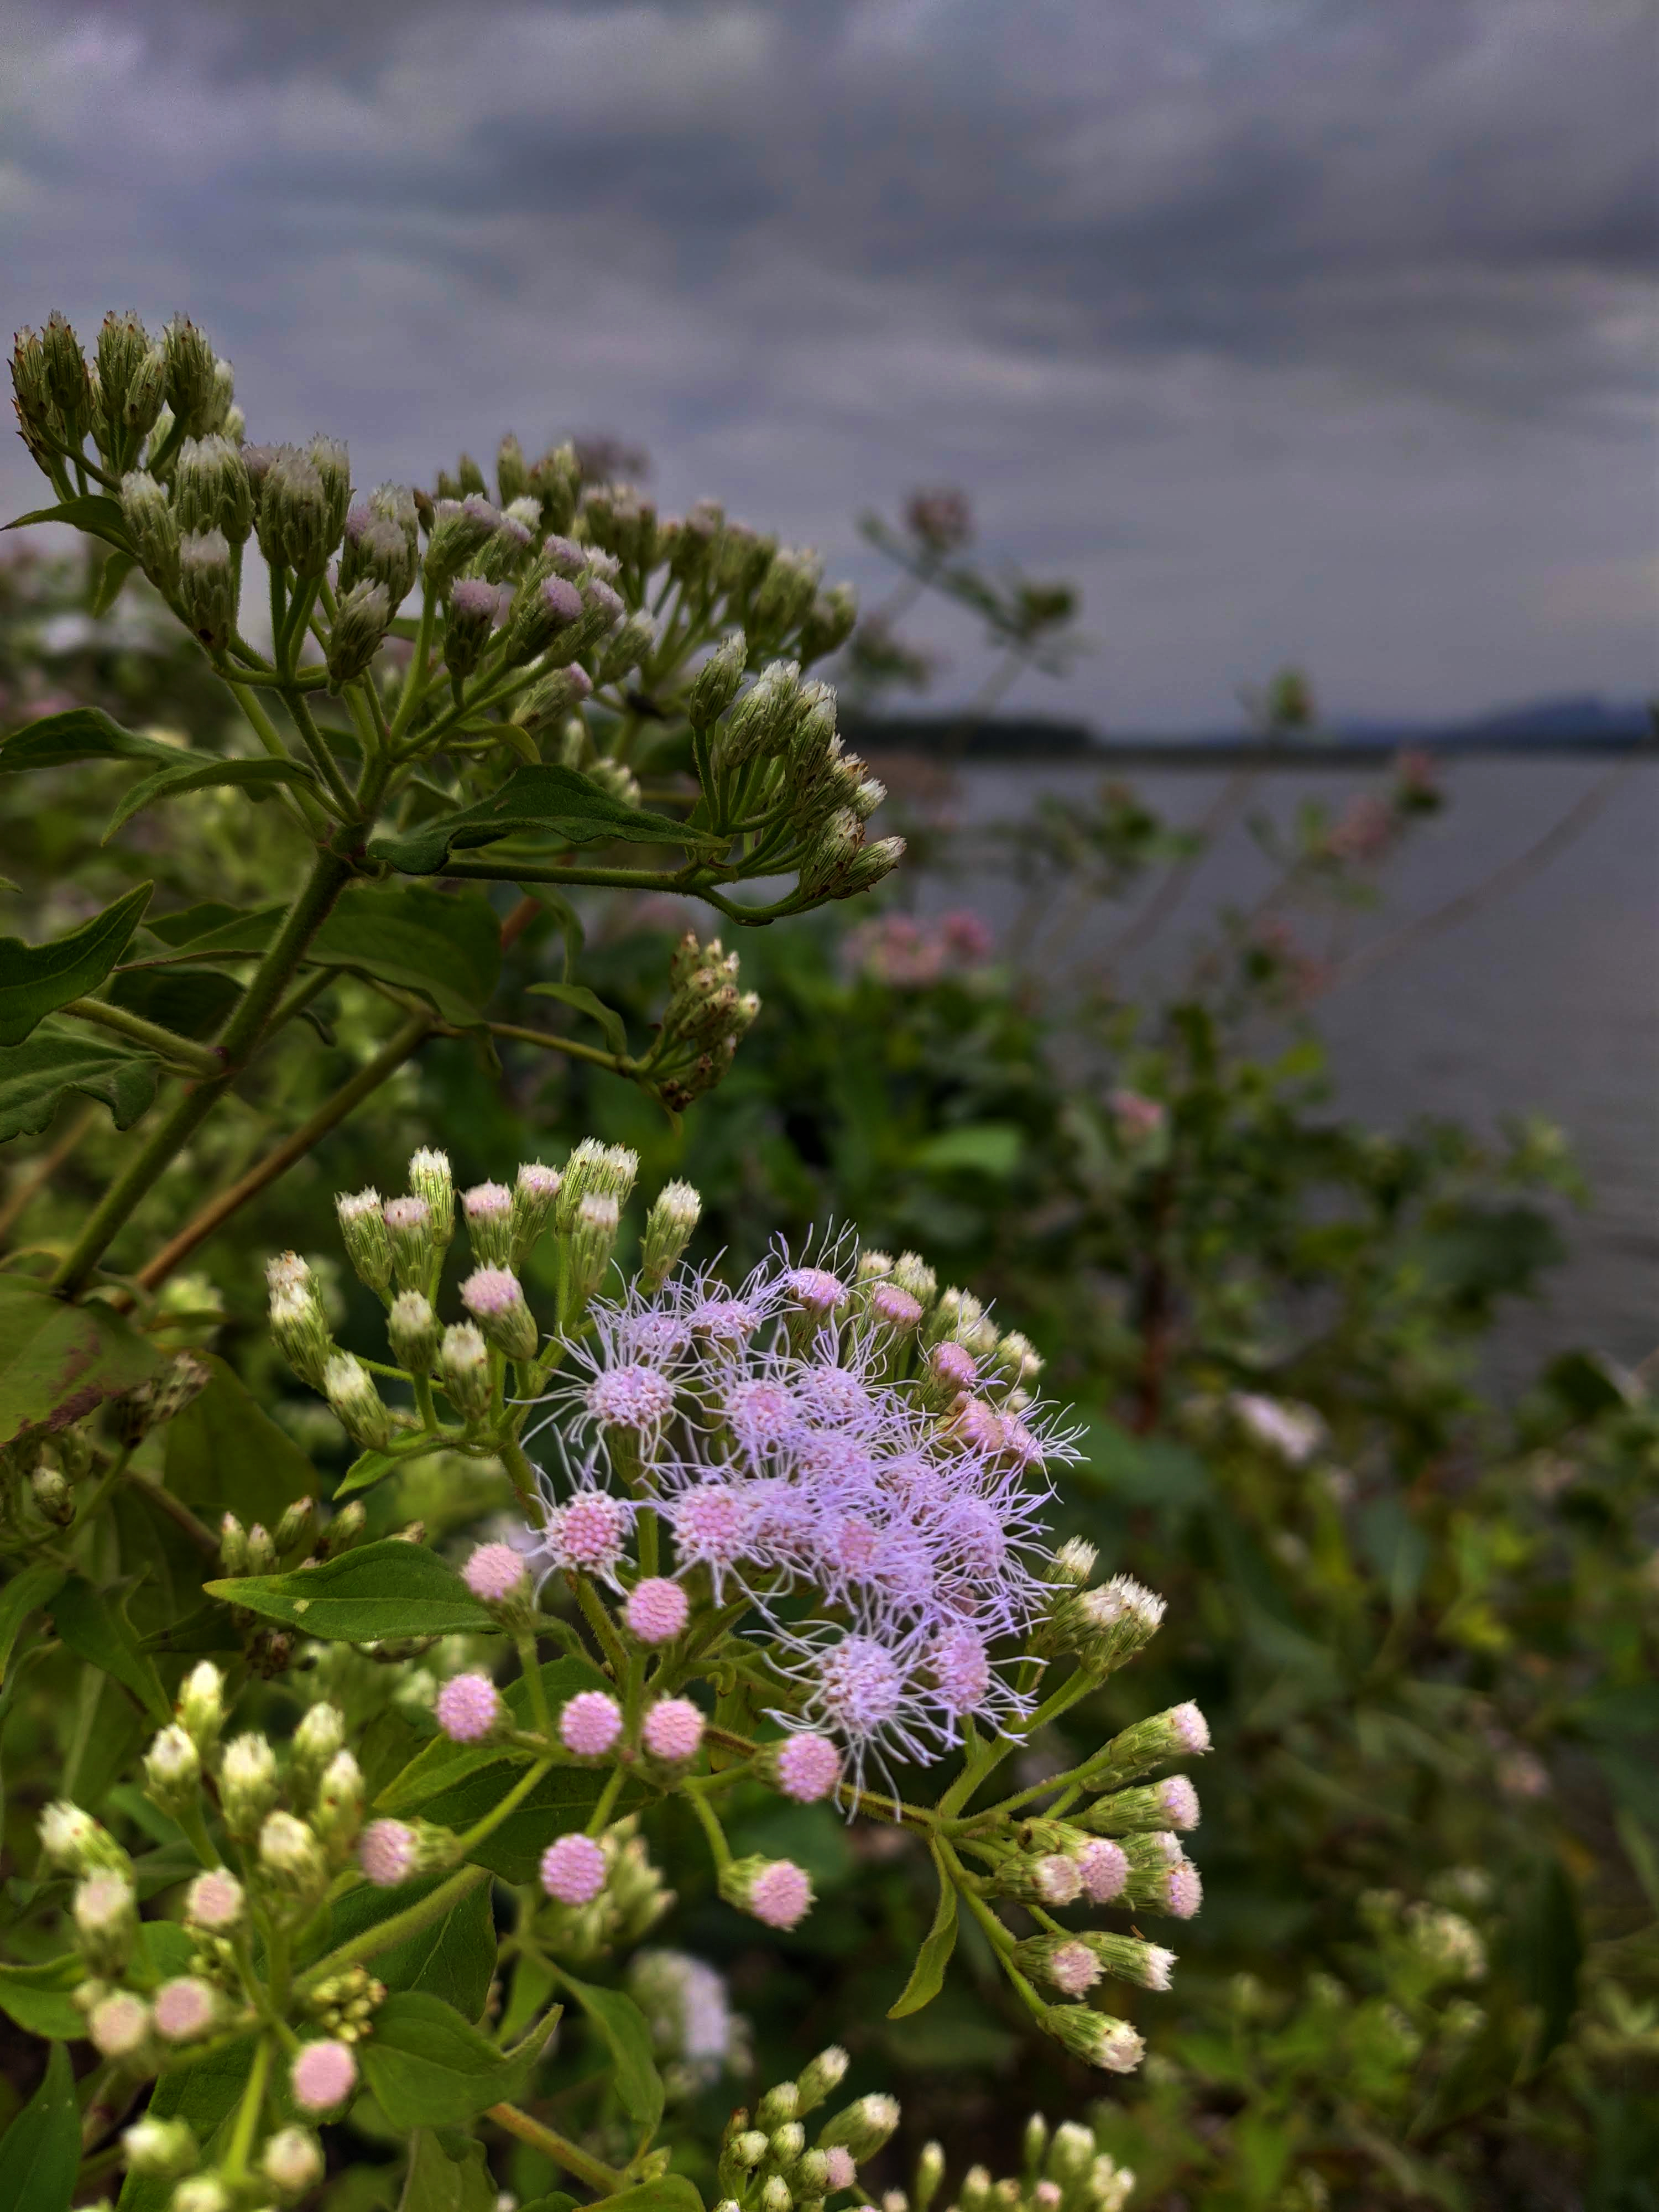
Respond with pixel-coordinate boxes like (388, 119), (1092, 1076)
(10, 326), (56, 439)
(440, 1323), (493, 1425)
(555, 1139), (639, 1229)
(143, 1724), (201, 1817)
(335, 1187), (394, 1293)
(1046, 2124), (1096, 2184)
(443, 577), (499, 678)
(835, 834), (905, 899)
(258, 1809), (330, 1905)
(322, 1354), (394, 1451)
(221, 1732), (280, 1841)
(640, 1181), (701, 1292)
(408, 1147), (456, 1248)
(121, 2114), (199, 2179)
(510, 1161), (562, 1267)
(496, 431), (529, 504)
(120, 469), (180, 596)
(526, 440), (582, 531)
(818, 2094), (900, 2162)
(915, 2141), (946, 2212)
(755, 2081), (800, 2130)
(596, 610), (656, 686)
(173, 433), (252, 544)
(424, 495), (502, 589)
(754, 545), (821, 634)
(178, 528), (237, 651)
(312, 1749), (366, 1860)
(30, 1465), (71, 1524)
(289, 1702), (347, 1803)
(568, 1192), (620, 1310)
(798, 583), (858, 664)
(74, 1867), (138, 1974)
(1042, 2005), (1144, 2074)
(275, 1495), (317, 1553)
(794, 2046), (849, 2116)
(257, 448), (335, 576)
(388, 1290), (440, 1376)
(340, 504), (418, 604)
(41, 311), (91, 440)
(685, 629), (748, 727)
(326, 579), (391, 685)
(163, 316), (220, 438)
(93, 312), (152, 451)
(175, 1661), (226, 1757)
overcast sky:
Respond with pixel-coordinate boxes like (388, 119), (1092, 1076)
(2, 0), (1653, 728)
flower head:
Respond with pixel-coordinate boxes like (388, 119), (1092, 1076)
(359, 1819), (419, 1888)
(625, 1577), (689, 1644)
(291, 2039), (358, 2114)
(560, 1691), (623, 1757)
(643, 1697), (705, 1762)
(541, 1831), (607, 1905)
(436, 1672), (501, 1744)
(463, 1541), (530, 1604)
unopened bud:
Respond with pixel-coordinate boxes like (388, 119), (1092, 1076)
(174, 433), (253, 545)
(220, 1731), (280, 1841)
(322, 1353), (394, 1452)
(388, 1290), (440, 1375)
(259, 1809), (329, 1902)
(335, 1186), (393, 1293)
(440, 1323), (493, 1425)
(327, 579), (391, 685)
(122, 2113), (199, 2178)
(795, 2044), (849, 2115)
(177, 526), (237, 650)
(119, 469), (180, 595)
(641, 1180), (701, 1291)
(312, 1749), (365, 1858)
(686, 629), (748, 726)
(142, 1724), (201, 1816)
(460, 1265), (539, 1363)
(163, 316), (218, 437)
(444, 576), (500, 679)
(1043, 2006), (1145, 2074)
(275, 1495), (317, 1553)
(819, 2095), (901, 2162)
(915, 2142), (946, 2212)
(30, 1464), (72, 1524)
(567, 1192), (620, 1309)
(1082, 1700), (1211, 1789)
(74, 1868), (138, 1973)
(408, 1147), (455, 1247)
(461, 1180), (514, 1267)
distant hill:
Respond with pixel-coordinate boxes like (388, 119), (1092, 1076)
(847, 695), (1654, 763)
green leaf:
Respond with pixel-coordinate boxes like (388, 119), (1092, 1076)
(399, 2127), (500, 2212)
(49, 1574), (170, 1722)
(588, 2181), (705, 2212)
(416, 1764), (641, 1887)
(0, 1563), (66, 1686)
(0, 707), (186, 777)
(527, 981), (629, 1058)
(0, 881), (154, 1046)
(319, 1873), (497, 2021)
(163, 1354), (317, 1529)
(911, 1121), (1025, 1177)
(377, 1657), (610, 1815)
(305, 884), (502, 1026)
(359, 1990), (555, 2128)
(0, 2039), (79, 2212)
(90, 547), (137, 615)
(556, 1971), (664, 2135)
(140, 901), (256, 948)
(0, 1274), (163, 1444)
(103, 757), (316, 844)
(518, 2197), (581, 2212)
(0, 1955), (83, 2041)
(6, 493), (134, 552)
(1512, 1856), (1583, 2067)
(0, 1019), (159, 1142)
(205, 1538), (493, 1642)
(887, 1849), (959, 2018)
(368, 764), (706, 875)
(105, 964), (242, 1041)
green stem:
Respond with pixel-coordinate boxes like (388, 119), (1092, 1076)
(515, 1634), (554, 1738)
(488, 1021), (629, 1074)
(684, 1782), (732, 1872)
(222, 2032), (274, 2184)
(51, 847), (354, 1296)
(285, 687), (359, 816)
(584, 1764), (627, 1837)
(456, 1758), (555, 1855)
(488, 2101), (627, 2196)
(573, 1575), (628, 1678)
(391, 585), (437, 738)
(58, 996), (222, 1076)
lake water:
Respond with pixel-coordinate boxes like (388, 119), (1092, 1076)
(900, 753), (1659, 1391)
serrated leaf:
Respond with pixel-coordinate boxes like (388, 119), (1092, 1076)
(0, 2039), (79, 2211)
(359, 1990), (556, 2128)
(887, 1847), (959, 2018)
(0, 1563), (66, 1686)
(0, 1274), (163, 1443)
(0, 1955), (83, 2040)
(6, 493), (133, 552)
(0, 880), (154, 1046)
(377, 1657), (609, 1815)
(0, 1020), (160, 1141)
(162, 1354), (317, 1529)
(0, 706), (186, 776)
(556, 1971), (664, 2135)
(204, 1538), (493, 1642)
(368, 764), (706, 876)
(49, 1574), (170, 1721)
(103, 757), (316, 843)
(527, 980), (629, 1058)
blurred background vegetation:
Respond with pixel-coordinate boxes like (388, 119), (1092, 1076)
(1, 503), (1655, 2212)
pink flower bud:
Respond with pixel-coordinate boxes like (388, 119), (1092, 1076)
(559, 1690), (622, 1757)
(773, 1732), (842, 1805)
(541, 1831), (607, 1905)
(1166, 1861), (1203, 1918)
(463, 1541), (529, 1604)
(359, 1819), (418, 1888)
(1077, 1838), (1129, 1903)
(624, 1577), (689, 1644)
(291, 2038), (358, 2114)
(825, 2147), (858, 2191)
(435, 1672), (501, 1745)
(642, 1697), (703, 1762)
(89, 1991), (150, 2058)
(153, 1976), (217, 2042)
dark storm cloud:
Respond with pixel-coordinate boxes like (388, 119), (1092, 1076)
(1, 0), (1653, 724)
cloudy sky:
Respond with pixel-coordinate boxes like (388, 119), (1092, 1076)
(2, 0), (1653, 728)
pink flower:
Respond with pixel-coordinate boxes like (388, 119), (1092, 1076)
(1165, 1862), (1203, 1918)
(436, 1672), (500, 1745)
(460, 1264), (528, 1319)
(559, 1691), (623, 1757)
(624, 1577), (688, 1644)
(587, 1363), (676, 1430)
(463, 1541), (530, 1604)
(643, 1697), (704, 1762)
(1160, 1775), (1201, 1829)
(1077, 1838), (1128, 1904)
(152, 1977), (217, 2042)
(291, 2039), (358, 2114)
(928, 1340), (978, 1395)
(544, 1489), (632, 1578)
(89, 1992), (149, 2058)
(748, 1859), (813, 1930)
(774, 1733), (842, 1805)
(463, 1180), (512, 1223)
(825, 2147), (858, 2192)
(1170, 1700), (1211, 1754)
(359, 1819), (418, 1888)
(541, 1832), (607, 1905)
(184, 1870), (244, 1929)
(867, 1282), (922, 1331)
(785, 1267), (848, 1314)
(1047, 1940), (1102, 1997)
(670, 1481), (753, 1585)
(929, 1625), (991, 1715)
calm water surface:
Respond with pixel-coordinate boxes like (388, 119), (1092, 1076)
(914, 755), (1659, 1389)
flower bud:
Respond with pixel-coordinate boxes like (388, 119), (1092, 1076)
(505, 1160), (561, 1266)
(259, 1809), (329, 1902)
(799, 584), (858, 662)
(915, 2142), (946, 2212)
(95, 312), (155, 442)
(383, 1196), (434, 1291)
(173, 434), (253, 545)
(153, 1975), (220, 2044)
(121, 2114), (199, 2178)
(1082, 1702), (1211, 1790)
(1043, 2006), (1145, 2074)
(185, 1869), (244, 1932)
(597, 610), (656, 686)
(408, 1147), (455, 1248)
(163, 316), (219, 437)
(74, 1869), (138, 1974)
(761, 2180), (792, 2212)
(89, 1989), (152, 2062)
(308, 435), (352, 552)
(1042, 1575), (1166, 1671)
(568, 1192), (621, 1309)
(143, 1724), (201, 1817)
(444, 576), (500, 679)
(264, 2124), (326, 2196)
(795, 2044), (850, 2115)
(340, 499), (419, 603)
(268, 1270), (336, 1390)
(121, 470), (179, 596)
(458, 1179), (513, 1267)
(257, 448), (334, 576)
(1047, 2126), (1096, 2185)
(322, 1353), (394, 1452)
(425, 495), (502, 589)
(327, 579), (391, 685)
(640, 1180), (701, 1292)
(335, 1187), (394, 1293)
(220, 1731), (280, 1840)
(686, 629), (749, 727)
(836, 836), (905, 899)
(440, 1323), (494, 1425)
(1048, 1537), (1097, 1588)
(290, 2037), (358, 2115)
(312, 1749), (366, 1858)
(388, 1290), (440, 1375)
(289, 1701), (347, 1799)
(1081, 1774), (1200, 1835)
(39, 1800), (126, 1876)
(460, 1265), (539, 1363)
(30, 1464), (71, 1524)
(505, 571), (584, 665)
(819, 2095), (901, 2162)
(320, 1499), (367, 1557)
(721, 1855), (815, 1931)
(40, 310), (92, 440)
(275, 1495), (317, 1554)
